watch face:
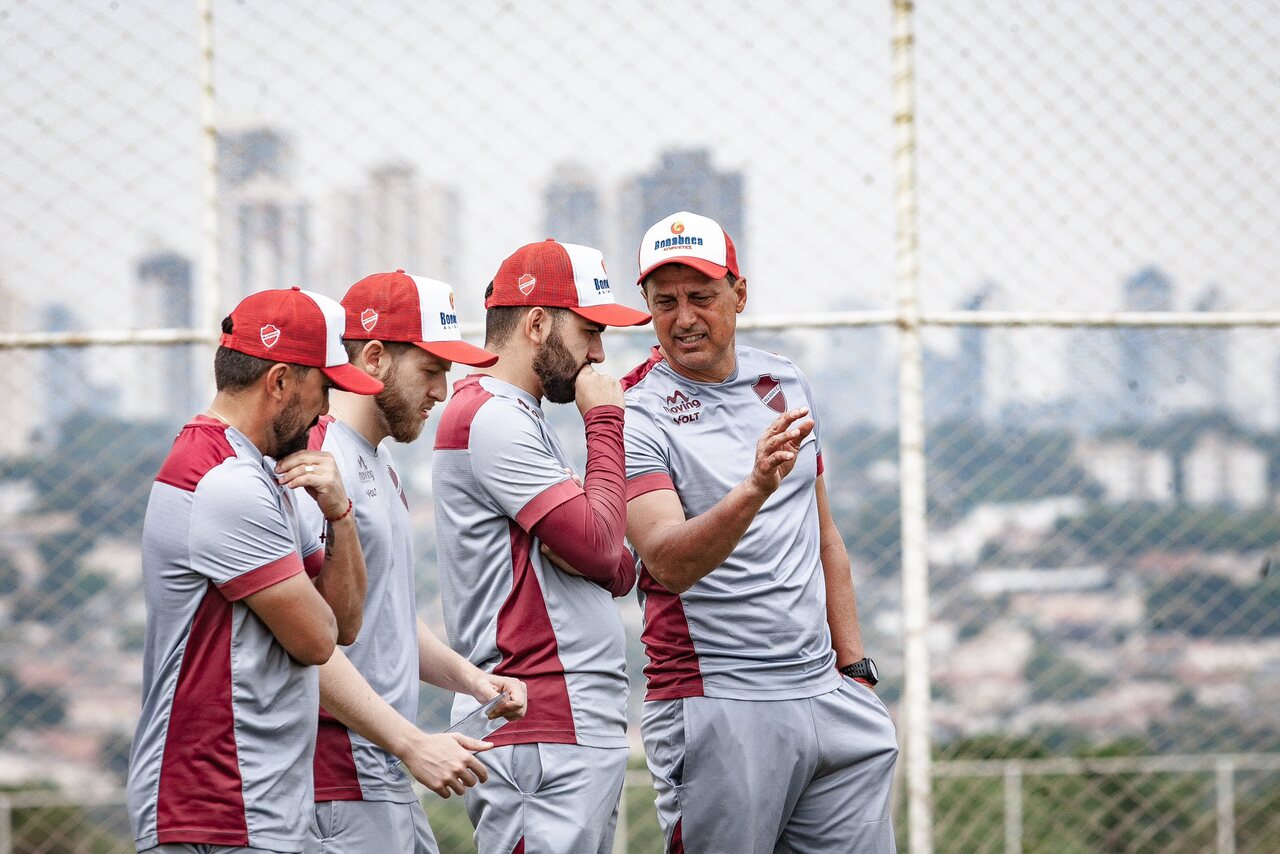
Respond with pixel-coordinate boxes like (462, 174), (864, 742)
(865, 658), (879, 682)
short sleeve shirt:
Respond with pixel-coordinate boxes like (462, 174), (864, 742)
(127, 416), (324, 851)
(431, 375), (628, 748)
(298, 417), (420, 803)
(623, 346), (841, 702)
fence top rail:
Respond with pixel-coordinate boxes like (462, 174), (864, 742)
(5, 310), (1280, 350)
(933, 752), (1280, 778)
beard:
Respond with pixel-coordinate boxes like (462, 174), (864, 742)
(374, 360), (426, 444)
(532, 321), (581, 404)
(268, 388), (317, 459)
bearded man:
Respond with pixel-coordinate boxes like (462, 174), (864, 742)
(431, 239), (650, 853)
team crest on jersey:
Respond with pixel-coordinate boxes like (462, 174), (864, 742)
(360, 308), (378, 332)
(260, 324), (281, 348)
(518, 273), (537, 296)
(663, 388), (702, 424)
(752, 374), (786, 413)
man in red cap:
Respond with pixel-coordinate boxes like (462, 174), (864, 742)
(128, 286), (383, 853)
(431, 240), (650, 853)
(299, 271), (529, 854)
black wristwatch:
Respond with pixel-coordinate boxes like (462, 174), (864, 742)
(839, 657), (879, 686)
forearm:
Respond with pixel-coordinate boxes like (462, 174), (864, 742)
(822, 543), (866, 667)
(319, 647), (421, 758)
(532, 405), (628, 579)
(313, 515), (367, 644)
(417, 620), (486, 696)
(638, 480), (771, 594)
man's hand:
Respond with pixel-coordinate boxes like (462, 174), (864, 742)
(747, 408), (814, 497)
(400, 732), (493, 799)
(574, 366), (624, 416)
(471, 673), (529, 722)
(541, 543), (585, 577)
(275, 450), (349, 519)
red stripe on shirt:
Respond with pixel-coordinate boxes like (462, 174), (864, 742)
(621, 346), (665, 391)
(639, 567), (704, 701)
(490, 520), (576, 745)
(626, 472), (676, 501)
(154, 417), (236, 492)
(156, 581), (248, 845)
(515, 478), (582, 532)
(434, 376), (493, 451)
(313, 706), (362, 801)
(302, 548), (324, 579)
(308, 414), (334, 451)
(216, 552), (304, 602)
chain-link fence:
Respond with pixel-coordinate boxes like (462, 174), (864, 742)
(2, 1), (1279, 851)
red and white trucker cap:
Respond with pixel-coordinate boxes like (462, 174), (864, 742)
(637, 211), (740, 284)
(341, 270), (498, 367)
(220, 286), (384, 395)
(486, 239), (651, 327)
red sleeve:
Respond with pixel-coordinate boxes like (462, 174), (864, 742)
(530, 404), (630, 591)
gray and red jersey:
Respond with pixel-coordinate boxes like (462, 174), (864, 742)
(622, 345), (842, 702)
(127, 416), (324, 851)
(298, 416), (419, 804)
(432, 375), (631, 749)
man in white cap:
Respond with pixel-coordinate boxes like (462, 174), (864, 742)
(128, 286), (383, 853)
(300, 270), (528, 854)
(432, 239), (651, 853)
(623, 213), (898, 853)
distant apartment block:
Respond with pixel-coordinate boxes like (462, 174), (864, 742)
(543, 162), (602, 249)
(216, 125), (311, 302)
(1182, 432), (1269, 509)
(326, 162), (460, 293)
(1075, 438), (1174, 503)
(133, 250), (197, 424)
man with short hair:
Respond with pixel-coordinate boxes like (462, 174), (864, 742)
(624, 212), (899, 853)
(128, 286), (383, 852)
(432, 239), (651, 853)
(299, 270), (528, 854)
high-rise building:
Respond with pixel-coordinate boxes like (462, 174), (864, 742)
(41, 304), (117, 432)
(325, 161), (460, 294)
(619, 149), (745, 280)
(134, 250), (198, 424)
(542, 162), (602, 249)
(216, 125), (311, 303)
(925, 286), (990, 424)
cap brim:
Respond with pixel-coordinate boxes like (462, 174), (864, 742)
(571, 303), (652, 328)
(322, 363), (385, 395)
(414, 339), (500, 367)
(637, 257), (730, 285)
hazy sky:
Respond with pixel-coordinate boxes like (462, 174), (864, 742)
(2, 1), (1278, 412)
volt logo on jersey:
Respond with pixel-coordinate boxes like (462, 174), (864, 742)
(357, 455), (376, 484)
(753, 374), (787, 413)
(663, 388), (703, 424)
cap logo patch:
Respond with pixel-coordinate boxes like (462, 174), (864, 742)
(260, 324), (281, 349)
(518, 273), (537, 296)
(752, 374), (786, 413)
(360, 308), (378, 332)
(449, 291), (456, 310)
(671, 221), (685, 235)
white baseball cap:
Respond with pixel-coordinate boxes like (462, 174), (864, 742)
(637, 211), (740, 285)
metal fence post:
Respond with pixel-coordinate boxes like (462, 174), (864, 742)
(0, 794), (11, 854)
(1216, 757), (1235, 854)
(891, 1), (934, 852)
(197, 0), (220, 400)
(1003, 764), (1023, 854)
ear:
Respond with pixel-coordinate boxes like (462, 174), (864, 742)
(733, 276), (748, 314)
(358, 340), (389, 379)
(264, 362), (291, 400)
(524, 307), (551, 346)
